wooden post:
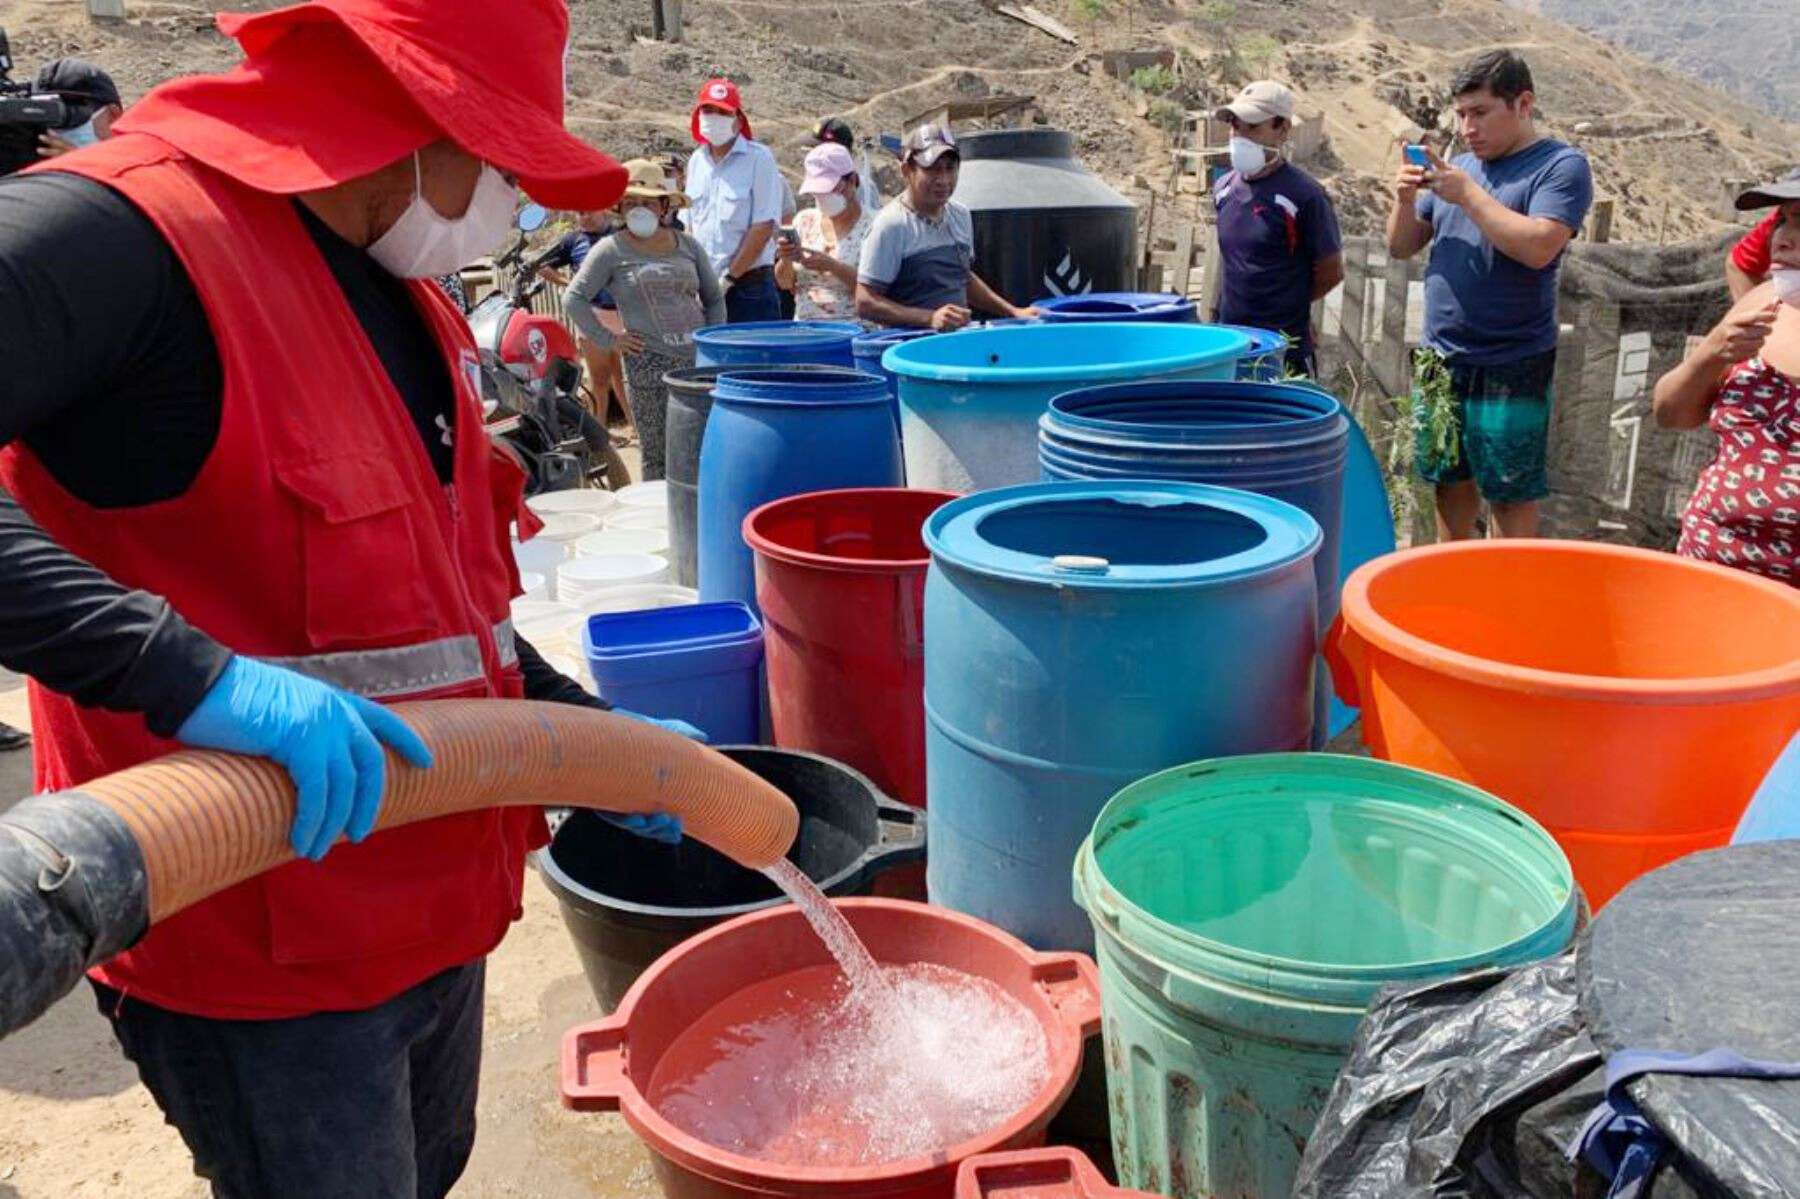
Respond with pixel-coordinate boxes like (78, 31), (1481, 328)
(652, 0), (683, 43)
(86, 0), (127, 16)
(1197, 221), (1223, 320)
(1587, 199), (1615, 245)
(1375, 251), (1412, 396)
(1339, 237), (1370, 368)
(1169, 221), (1195, 297)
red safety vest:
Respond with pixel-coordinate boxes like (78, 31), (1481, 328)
(0, 134), (548, 1019)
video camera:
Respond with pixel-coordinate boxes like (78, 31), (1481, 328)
(0, 28), (74, 177)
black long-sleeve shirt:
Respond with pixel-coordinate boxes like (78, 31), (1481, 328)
(0, 170), (598, 735)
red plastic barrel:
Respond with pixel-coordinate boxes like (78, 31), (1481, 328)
(745, 488), (958, 808)
(956, 1149), (1165, 1199)
(562, 898), (1102, 1199)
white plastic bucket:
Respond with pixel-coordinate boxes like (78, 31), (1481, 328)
(573, 583), (699, 615)
(510, 599), (586, 658)
(536, 512), (604, 544)
(604, 505), (669, 532)
(528, 489), (621, 520)
(576, 527), (670, 559)
(614, 480), (668, 510)
(557, 553), (670, 605)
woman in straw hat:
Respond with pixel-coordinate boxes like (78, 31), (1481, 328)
(562, 158), (726, 479)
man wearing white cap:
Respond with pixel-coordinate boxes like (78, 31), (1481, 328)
(1212, 80), (1343, 375)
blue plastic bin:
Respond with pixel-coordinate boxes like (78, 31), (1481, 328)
(582, 602), (764, 744)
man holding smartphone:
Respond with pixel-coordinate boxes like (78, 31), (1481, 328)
(1387, 49), (1592, 539)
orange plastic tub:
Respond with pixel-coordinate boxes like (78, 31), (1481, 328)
(562, 898), (1101, 1199)
(955, 1149), (1161, 1199)
(1330, 541), (1800, 908)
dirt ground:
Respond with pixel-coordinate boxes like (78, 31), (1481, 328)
(0, 617), (664, 1198)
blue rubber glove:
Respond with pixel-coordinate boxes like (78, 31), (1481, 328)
(176, 657), (435, 862)
(597, 708), (707, 843)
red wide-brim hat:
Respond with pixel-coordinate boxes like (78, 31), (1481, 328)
(116, 0), (626, 211)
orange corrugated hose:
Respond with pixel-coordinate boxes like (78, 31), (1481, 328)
(75, 700), (800, 923)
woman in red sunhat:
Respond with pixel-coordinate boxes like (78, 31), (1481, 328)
(0, 1), (691, 1194)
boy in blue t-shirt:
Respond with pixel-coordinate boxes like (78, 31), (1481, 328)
(1387, 49), (1593, 539)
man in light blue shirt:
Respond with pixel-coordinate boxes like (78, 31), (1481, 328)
(684, 78), (784, 323)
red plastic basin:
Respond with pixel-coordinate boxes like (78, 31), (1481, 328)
(562, 898), (1101, 1199)
(955, 1149), (1167, 1199)
(745, 488), (959, 809)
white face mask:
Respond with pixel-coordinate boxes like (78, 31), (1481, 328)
(1772, 266), (1800, 305)
(817, 191), (849, 218)
(1229, 136), (1270, 177)
(368, 155), (518, 279)
(624, 206), (662, 238)
(697, 111), (739, 147)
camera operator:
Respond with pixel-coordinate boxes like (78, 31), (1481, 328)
(32, 58), (124, 159)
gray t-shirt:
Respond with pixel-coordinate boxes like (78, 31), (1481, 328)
(562, 231), (727, 360)
(857, 198), (974, 313)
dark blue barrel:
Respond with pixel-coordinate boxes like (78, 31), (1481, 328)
(923, 481), (1321, 950)
(1034, 291), (1197, 323)
(1041, 378), (1349, 744)
(697, 368), (903, 613)
(852, 327), (934, 443)
(693, 320), (862, 370)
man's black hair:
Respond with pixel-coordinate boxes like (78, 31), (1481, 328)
(1450, 50), (1534, 105)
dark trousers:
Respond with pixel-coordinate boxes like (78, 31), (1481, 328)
(93, 961), (486, 1199)
(725, 269), (782, 324)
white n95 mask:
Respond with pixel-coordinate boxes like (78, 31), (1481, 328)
(369, 154), (519, 279)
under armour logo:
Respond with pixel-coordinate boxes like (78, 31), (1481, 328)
(436, 414), (454, 448)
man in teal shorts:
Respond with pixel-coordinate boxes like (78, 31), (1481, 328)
(1386, 49), (1592, 538)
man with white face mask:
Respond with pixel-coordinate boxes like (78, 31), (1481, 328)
(0, 1), (692, 1194)
(685, 77), (786, 323)
(31, 58), (126, 161)
(1211, 80), (1343, 376)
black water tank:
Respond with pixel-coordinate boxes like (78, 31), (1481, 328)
(953, 128), (1136, 306)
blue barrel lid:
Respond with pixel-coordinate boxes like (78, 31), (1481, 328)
(925, 481), (1320, 589)
(883, 321), (1251, 385)
(1032, 291), (1196, 321)
(693, 320), (863, 352)
(852, 327), (935, 357)
(710, 367), (891, 407)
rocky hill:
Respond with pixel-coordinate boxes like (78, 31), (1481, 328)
(1516, 0), (1800, 125)
(5, 0), (1796, 244)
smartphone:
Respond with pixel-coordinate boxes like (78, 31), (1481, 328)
(1404, 143), (1431, 168)
(777, 226), (798, 245)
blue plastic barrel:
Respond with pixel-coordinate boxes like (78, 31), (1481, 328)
(1041, 379), (1348, 743)
(884, 322), (1251, 493)
(582, 602), (764, 743)
(1033, 291), (1197, 323)
(693, 320), (862, 370)
(697, 368), (903, 612)
(1212, 324), (1290, 380)
(923, 480), (1322, 950)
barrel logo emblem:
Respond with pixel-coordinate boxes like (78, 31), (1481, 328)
(1042, 250), (1089, 297)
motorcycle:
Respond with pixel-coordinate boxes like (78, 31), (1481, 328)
(470, 203), (629, 493)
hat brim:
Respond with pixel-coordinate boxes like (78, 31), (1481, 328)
(1217, 101), (1280, 125)
(220, 4), (627, 212)
(1736, 182), (1800, 211)
(798, 173), (847, 195)
(905, 144), (958, 169)
(621, 185), (688, 208)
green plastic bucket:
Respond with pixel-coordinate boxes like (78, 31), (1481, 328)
(1072, 754), (1576, 1199)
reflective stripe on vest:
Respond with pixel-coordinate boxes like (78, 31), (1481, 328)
(268, 619), (517, 698)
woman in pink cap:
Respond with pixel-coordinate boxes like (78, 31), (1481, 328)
(776, 141), (875, 322)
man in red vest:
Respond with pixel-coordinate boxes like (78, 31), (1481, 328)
(0, 1), (684, 1194)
